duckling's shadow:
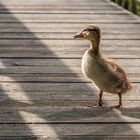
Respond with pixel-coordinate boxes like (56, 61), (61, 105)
(45, 107), (112, 122)
(45, 106), (140, 122)
(120, 106), (140, 119)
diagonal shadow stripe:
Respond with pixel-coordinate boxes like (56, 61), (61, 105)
(0, 0), (139, 139)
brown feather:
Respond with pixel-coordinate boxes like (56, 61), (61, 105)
(101, 57), (132, 93)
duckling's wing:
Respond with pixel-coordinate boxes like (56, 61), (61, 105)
(105, 60), (127, 80)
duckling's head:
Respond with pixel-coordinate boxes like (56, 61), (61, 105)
(73, 25), (101, 42)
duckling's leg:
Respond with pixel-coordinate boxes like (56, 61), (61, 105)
(97, 90), (104, 106)
(111, 92), (122, 109)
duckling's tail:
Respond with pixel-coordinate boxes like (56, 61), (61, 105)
(123, 80), (133, 94)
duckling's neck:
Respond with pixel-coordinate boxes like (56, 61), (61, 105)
(89, 39), (100, 56)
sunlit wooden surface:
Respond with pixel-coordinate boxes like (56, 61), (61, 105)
(0, 0), (140, 139)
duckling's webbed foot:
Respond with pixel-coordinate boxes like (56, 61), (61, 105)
(111, 92), (123, 109)
(111, 104), (122, 109)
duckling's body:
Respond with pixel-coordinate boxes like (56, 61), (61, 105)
(82, 49), (130, 94)
(74, 25), (132, 109)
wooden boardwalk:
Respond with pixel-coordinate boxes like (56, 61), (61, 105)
(0, 0), (140, 139)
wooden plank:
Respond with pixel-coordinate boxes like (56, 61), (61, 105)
(0, 105), (140, 123)
(1, 90), (140, 103)
(0, 47), (140, 59)
(0, 9), (125, 13)
(0, 1), (121, 6)
(0, 0), (121, 5)
(0, 6), (124, 10)
(0, 23), (139, 34)
(1, 21), (137, 24)
(0, 23), (139, 29)
(0, 5), (124, 9)
(0, 28), (139, 33)
(0, 3), (121, 6)
(0, 44), (138, 52)
(0, 73), (139, 82)
(2, 2), (111, 5)
(0, 136), (139, 140)
(0, 28), (139, 34)
(0, 10), (130, 14)
(0, 8), (125, 12)
(0, 59), (139, 67)
(0, 0), (110, 3)
(0, 39), (139, 46)
(0, 66), (139, 74)
(0, 13), (136, 18)
(0, 82), (138, 100)
(0, 52), (139, 59)
(0, 19), (139, 24)
(0, 32), (139, 40)
(0, 14), (139, 23)
(0, 45), (139, 53)
(0, 82), (139, 92)
(0, 123), (140, 138)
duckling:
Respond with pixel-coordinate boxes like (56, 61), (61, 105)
(73, 25), (132, 109)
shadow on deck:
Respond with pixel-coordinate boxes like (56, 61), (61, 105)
(0, 1), (139, 139)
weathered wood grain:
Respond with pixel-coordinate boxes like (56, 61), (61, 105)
(0, 23), (139, 29)
(0, 123), (139, 138)
(0, 90), (139, 101)
(0, 58), (139, 67)
(0, 52), (139, 58)
(0, 39), (139, 46)
(0, 28), (139, 33)
(0, 23), (140, 34)
(0, 0), (113, 4)
(0, 46), (138, 52)
(0, 14), (139, 23)
(0, 73), (139, 82)
(0, 82), (139, 92)
(0, 0), (139, 138)
(0, 5), (123, 9)
(0, 65), (139, 74)
(0, 10), (130, 14)
(0, 32), (139, 40)
(0, 136), (139, 140)
(0, 105), (140, 123)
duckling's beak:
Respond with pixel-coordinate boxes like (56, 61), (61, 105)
(73, 32), (83, 39)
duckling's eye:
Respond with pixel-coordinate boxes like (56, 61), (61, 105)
(87, 29), (96, 32)
(93, 29), (98, 33)
(90, 29), (98, 35)
(86, 29), (92, 32)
